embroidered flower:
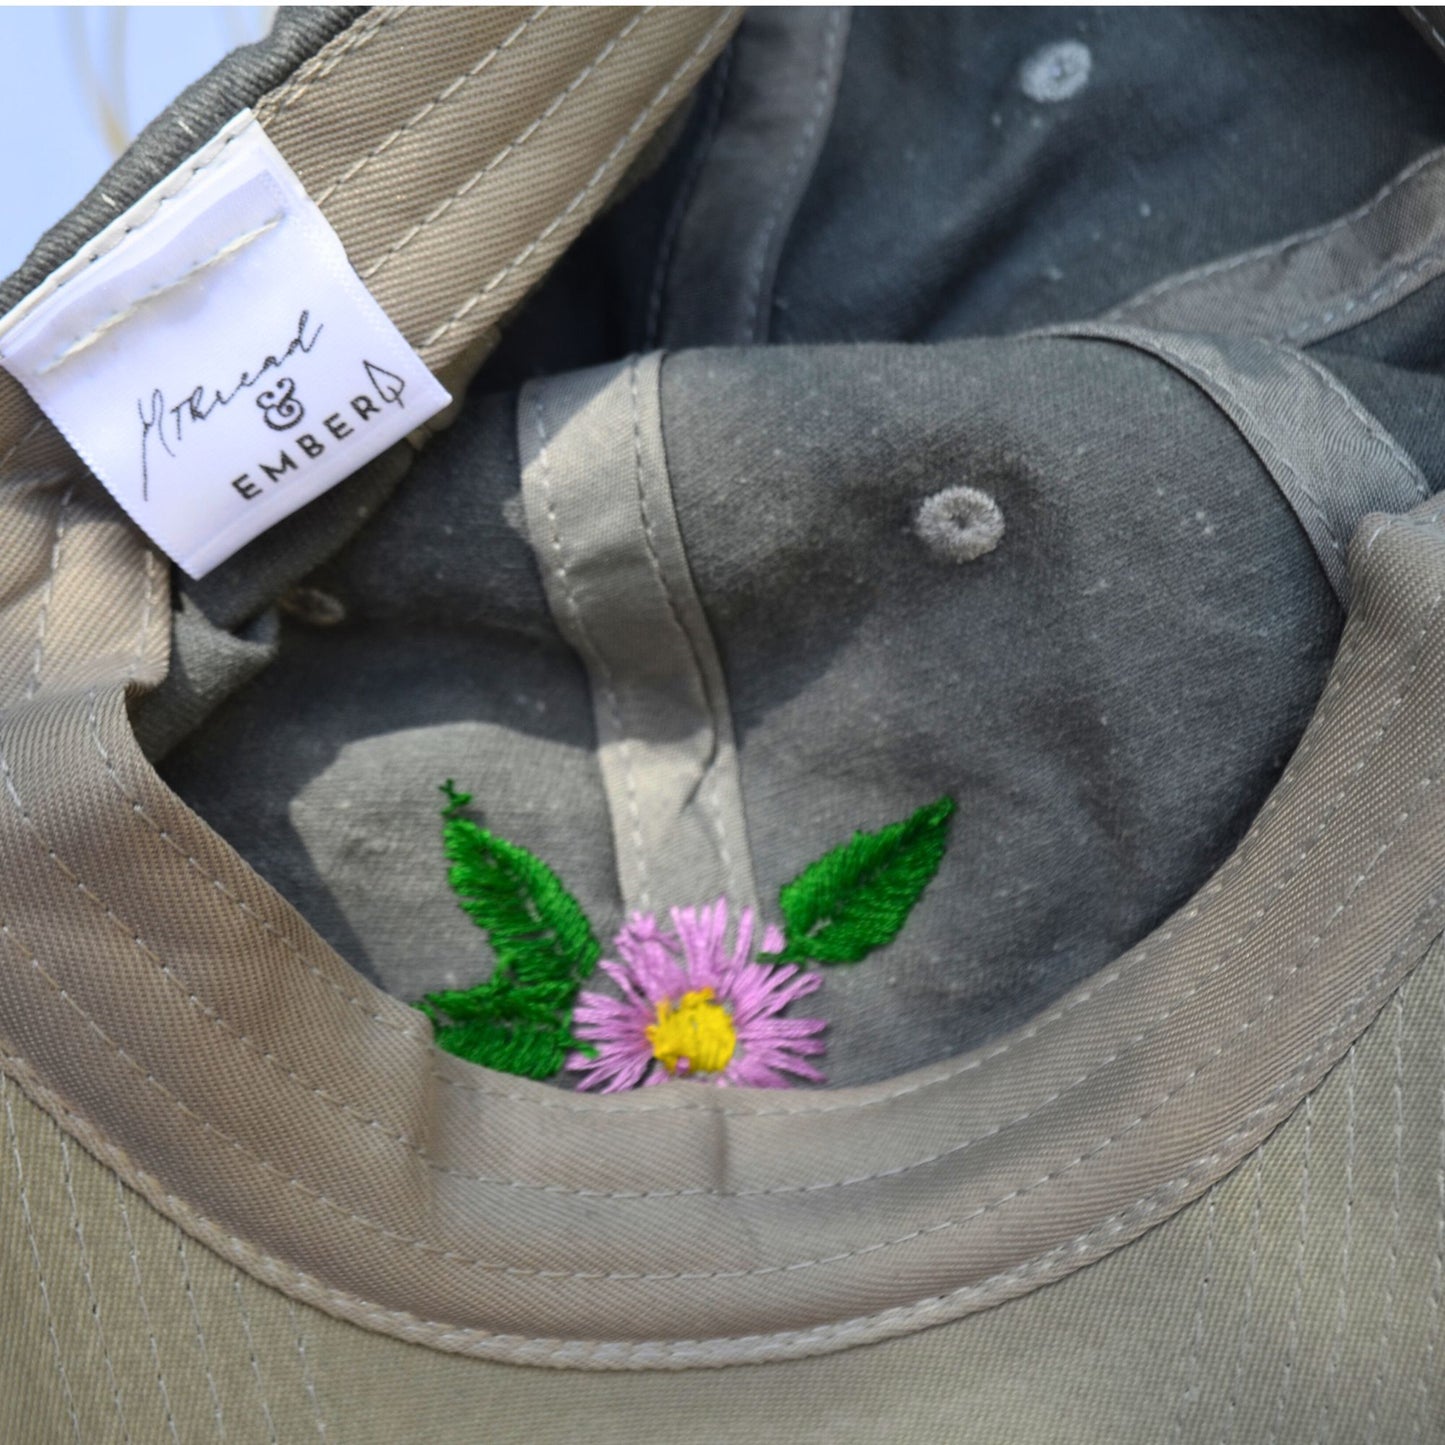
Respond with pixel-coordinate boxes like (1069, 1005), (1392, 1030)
(567, 899), (827, 1092)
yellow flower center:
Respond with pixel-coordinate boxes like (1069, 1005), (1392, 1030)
(645, 988), (737, 1078)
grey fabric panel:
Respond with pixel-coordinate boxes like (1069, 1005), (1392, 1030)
(0, 8), (363, 317)
(768, 8), (1445, 343)
(653, 7), (850, 348)
(130, 598), (278, 763)
(519, 355), (758, 916)
(660, 336), (1344, 1084)
(1043, 325), (1432, 604)
(1103, 144), (1445, 347)
(159, 392), (620, 1001)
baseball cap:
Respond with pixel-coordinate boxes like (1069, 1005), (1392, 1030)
(0, 7), (1443, 1441)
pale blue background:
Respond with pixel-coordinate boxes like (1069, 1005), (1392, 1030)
(0, 7), (271, 278)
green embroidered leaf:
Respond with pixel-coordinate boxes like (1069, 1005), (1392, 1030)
(437, 781), (600, 989)
(769, 796), (956, 966)
(428, 987), (583, 1080)
(415, 782), (601, 1078)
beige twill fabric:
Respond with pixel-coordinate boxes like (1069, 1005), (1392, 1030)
(4, 397), (1445, 1366)
(0, 4), (1444, 1436)
(1, 933), (1440, 1442)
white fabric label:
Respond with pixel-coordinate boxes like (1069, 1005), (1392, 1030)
(0, 111), (450, 578)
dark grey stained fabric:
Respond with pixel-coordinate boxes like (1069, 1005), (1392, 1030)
(151, 7), (1445, 1086)
(767, 7), (1445, 343)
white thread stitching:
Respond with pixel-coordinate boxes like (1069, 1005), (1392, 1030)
(288, 1299), (326, 1440)
(4, 117), (256, 325)
(1170, 1187), (1216, 1443)
(313, 9), (545, 209)
(60, 1133), (132, 1443)
(1311, 1044), (1358, 1445)
(1268, 1095), (1314, 1445)
(24, 485), (72, 703)
(1410, 948), (1445, 1442)
(420, 9), (739, 350)
(3, 1075), (81, 1442)
(176, 1236), (226, 1442)
(232, 1277), (279, 1445)
(115, 1175), (180, 1445)
(361, 9), (648, 284)
(0, 944), (1413, 1363)
(255, 8), (396, 126)
(531, 387), (652, 907)
(1363, 988), (1407, 1444)
(34, 218), (282, 376)
(83, 707), (424, 1039)
(0, 736), (1434, 1284)
(1219, 1148), (1266, 1445)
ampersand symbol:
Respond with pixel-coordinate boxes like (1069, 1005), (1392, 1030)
(256, 376), (304, 431)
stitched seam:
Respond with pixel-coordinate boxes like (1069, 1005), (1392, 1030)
(60, 1133), (131, 1443)
(0, 943), (1413, 1363)
(3, 1075), (81, 1442)
(1139, 337), (1346, 564)
(1219, 1148), (1266, 1445)
(420, 9), (739, 350)
(0, 744), (1433, 1282)
(421, 564), (1437, 1193)
(740, 7), (845, 341)
(1111, 145), (1445, 315)
(314, 8), (545, 209)
(20, 705), (435, 1151)
(1312, 1045), (1358, 1445)
(24, 485), (72, 703)
(35, 218), (282, 376)
(645, 39), (732, 348)
(627, 356), (741, 900)
(1363, 989), (1406, 1445)
(1170, 1187), (1215, 1443)
(254, 8), (397, 126)
(1278, 248), (1445, 345)
(4, 117), (256, 324)
(83, 707), (423, 1039)
(115, 1176), (180, 1445)
(532, 387), (652, 907)
(127, 545), (158, 687)
(128, 527), (419, 1034)
(1268, 342), (1431, 501)
(423, 553), (1423, 1119)
(176, 1237), (225, 1442)
(360, 9), (648, 284)
(233, 1277), (278, 1445)
(288, 1299), (326, 1440)
(2, 421), (1421, 1242)
(1410, 950), (1445, 1443)
(0, 501), (422, 1043)
(1268, 1094), (1314, 1445)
